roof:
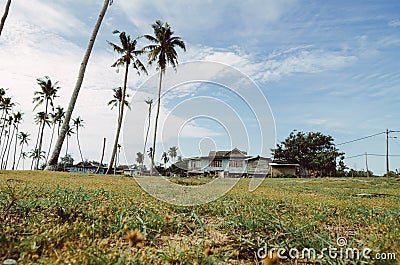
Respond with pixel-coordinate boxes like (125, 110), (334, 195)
(245, 155), (272, 161)
(208, 148), (248, 159)
(270, 163), (300, 167)
(74, 161), (106, 168)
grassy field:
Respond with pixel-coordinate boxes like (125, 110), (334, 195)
(1, 171), (399, 264)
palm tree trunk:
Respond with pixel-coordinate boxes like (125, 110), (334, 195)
(46, 124), (56, 162)
(106, 62), (129, 174)
(151, 70), (163, 174)
(4, 125), (15, 169)
(16, 143), (24, 169)
(95, 137), (106, 174)
(1, 127), (12, 169)
(142, 105), (152, 174)
(36, 101), (48, 169)
(11, 126), (18, 169)
(0, 0), (11, 36)
(0, 110), (7, 149)
(45, 0), (111, 171)
(76, 128), (84, 162)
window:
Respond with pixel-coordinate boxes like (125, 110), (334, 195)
(210, 160), (222, 167)
(229, 160), (243, 168)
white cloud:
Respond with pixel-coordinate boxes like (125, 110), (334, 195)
(388, 19), (400, 28)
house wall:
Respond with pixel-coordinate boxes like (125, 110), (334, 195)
(270, 166), (297, 177)
(247, 159), (270, 175)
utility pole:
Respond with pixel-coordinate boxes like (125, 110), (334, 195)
(365, 152), (369, 177)
(386, 128), (389, 176)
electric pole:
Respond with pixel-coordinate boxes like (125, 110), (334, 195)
(365, 152), (369, 177)
(386, 128), (389, 176)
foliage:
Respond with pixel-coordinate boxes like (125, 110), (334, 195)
(272, 130), (344, 177)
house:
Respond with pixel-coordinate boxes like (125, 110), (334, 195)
(66, 161), (107, 174)
(246, 156), (272, 177)
(185, 148), (249, 177)
(269, 162), (300, 177)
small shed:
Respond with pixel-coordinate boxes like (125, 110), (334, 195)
(269, 163), (300, 177)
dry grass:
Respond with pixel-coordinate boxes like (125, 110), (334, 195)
(1, 170), (399, 264)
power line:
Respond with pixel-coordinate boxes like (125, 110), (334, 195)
(336, 131), (386, 146)
(345, 153), (400, 159)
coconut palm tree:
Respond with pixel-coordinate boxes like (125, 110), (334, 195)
(16, 131), (30, 169)
(107, 87), (131, 111)
(136, 152), (144, 167)
(72, 116), (85, 162)
(0, 115), (12, 168)
(0, 0), (12, 36)
(143, 20), (186, 174)
(33, 76), (59, 169)
(0, 97), (15, 148)
(161, 151), (169, 171)
(106, 30), (147, 174)
(46, 0), (113, 171)
(29, 148), (45, 170)
(142, 98), (153, 170)
(147, 147), (153, 161)
(32, 111), (50, 169)
(20, 151), (28, 170)
(168, 146), (178, 165)
(10, 111), (23, 169)
(65, 124), (75, 157)
(46, 106), (64, 161)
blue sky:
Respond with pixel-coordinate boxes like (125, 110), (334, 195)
(0, 0), (399, 174)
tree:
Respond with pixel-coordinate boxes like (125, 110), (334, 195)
(64, 124), (75, 157)
(16, 131), (30, 169)
(20, 151), (28, 170)
(33, 76), (59, 169)
(142, 98), (153, 170)
(0, 114), (13, 168)
(0, 97), (15, 148)
(107, 87), (131, 110)
(168, 146), (178, 164)
(9, 111), (22, 169)
(272, 131), (344, 177)
(29, 148), (45, 170)
(136, 152), (144, 167)
(46, 0), (113, 171)
(143, 20), (186, 174)
(106, 30), (147, 174)
(46, 106), (65, 161)
(32, 111), (50, 169)
(0, 0), (11, 36)
(161, 151), (169, 169)
(72, 116), (85, 162)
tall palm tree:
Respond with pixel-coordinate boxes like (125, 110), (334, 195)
(72, 116), (85, 162)
(32, 111), (50, 169)
(142, 98), (153, 171)
(16, 131), (30, 169)
(65, 124), (75, 157)
(0, 115), (12, 168)
(0, 0), (12, 36)
(161, 151), (169, 172)
(0, 97), (15, 148)
(46, 106), (64, 161)
(11, 111), (23, 169)
(106, 30), (147, 174)
(143, 20), (186, 174)
(20, 151), (28, 170)
(107, 87), (131, 111)
(46, 0), (113, 171)
(33, 76), (59, 169)
(168, 146), (178, 164)
(136, 152), (144, 168)
(29, 148), (45, 170)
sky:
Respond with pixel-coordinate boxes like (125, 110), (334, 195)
(0, 0), (399, 175)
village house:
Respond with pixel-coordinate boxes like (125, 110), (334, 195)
(176, 148), (300, 178)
